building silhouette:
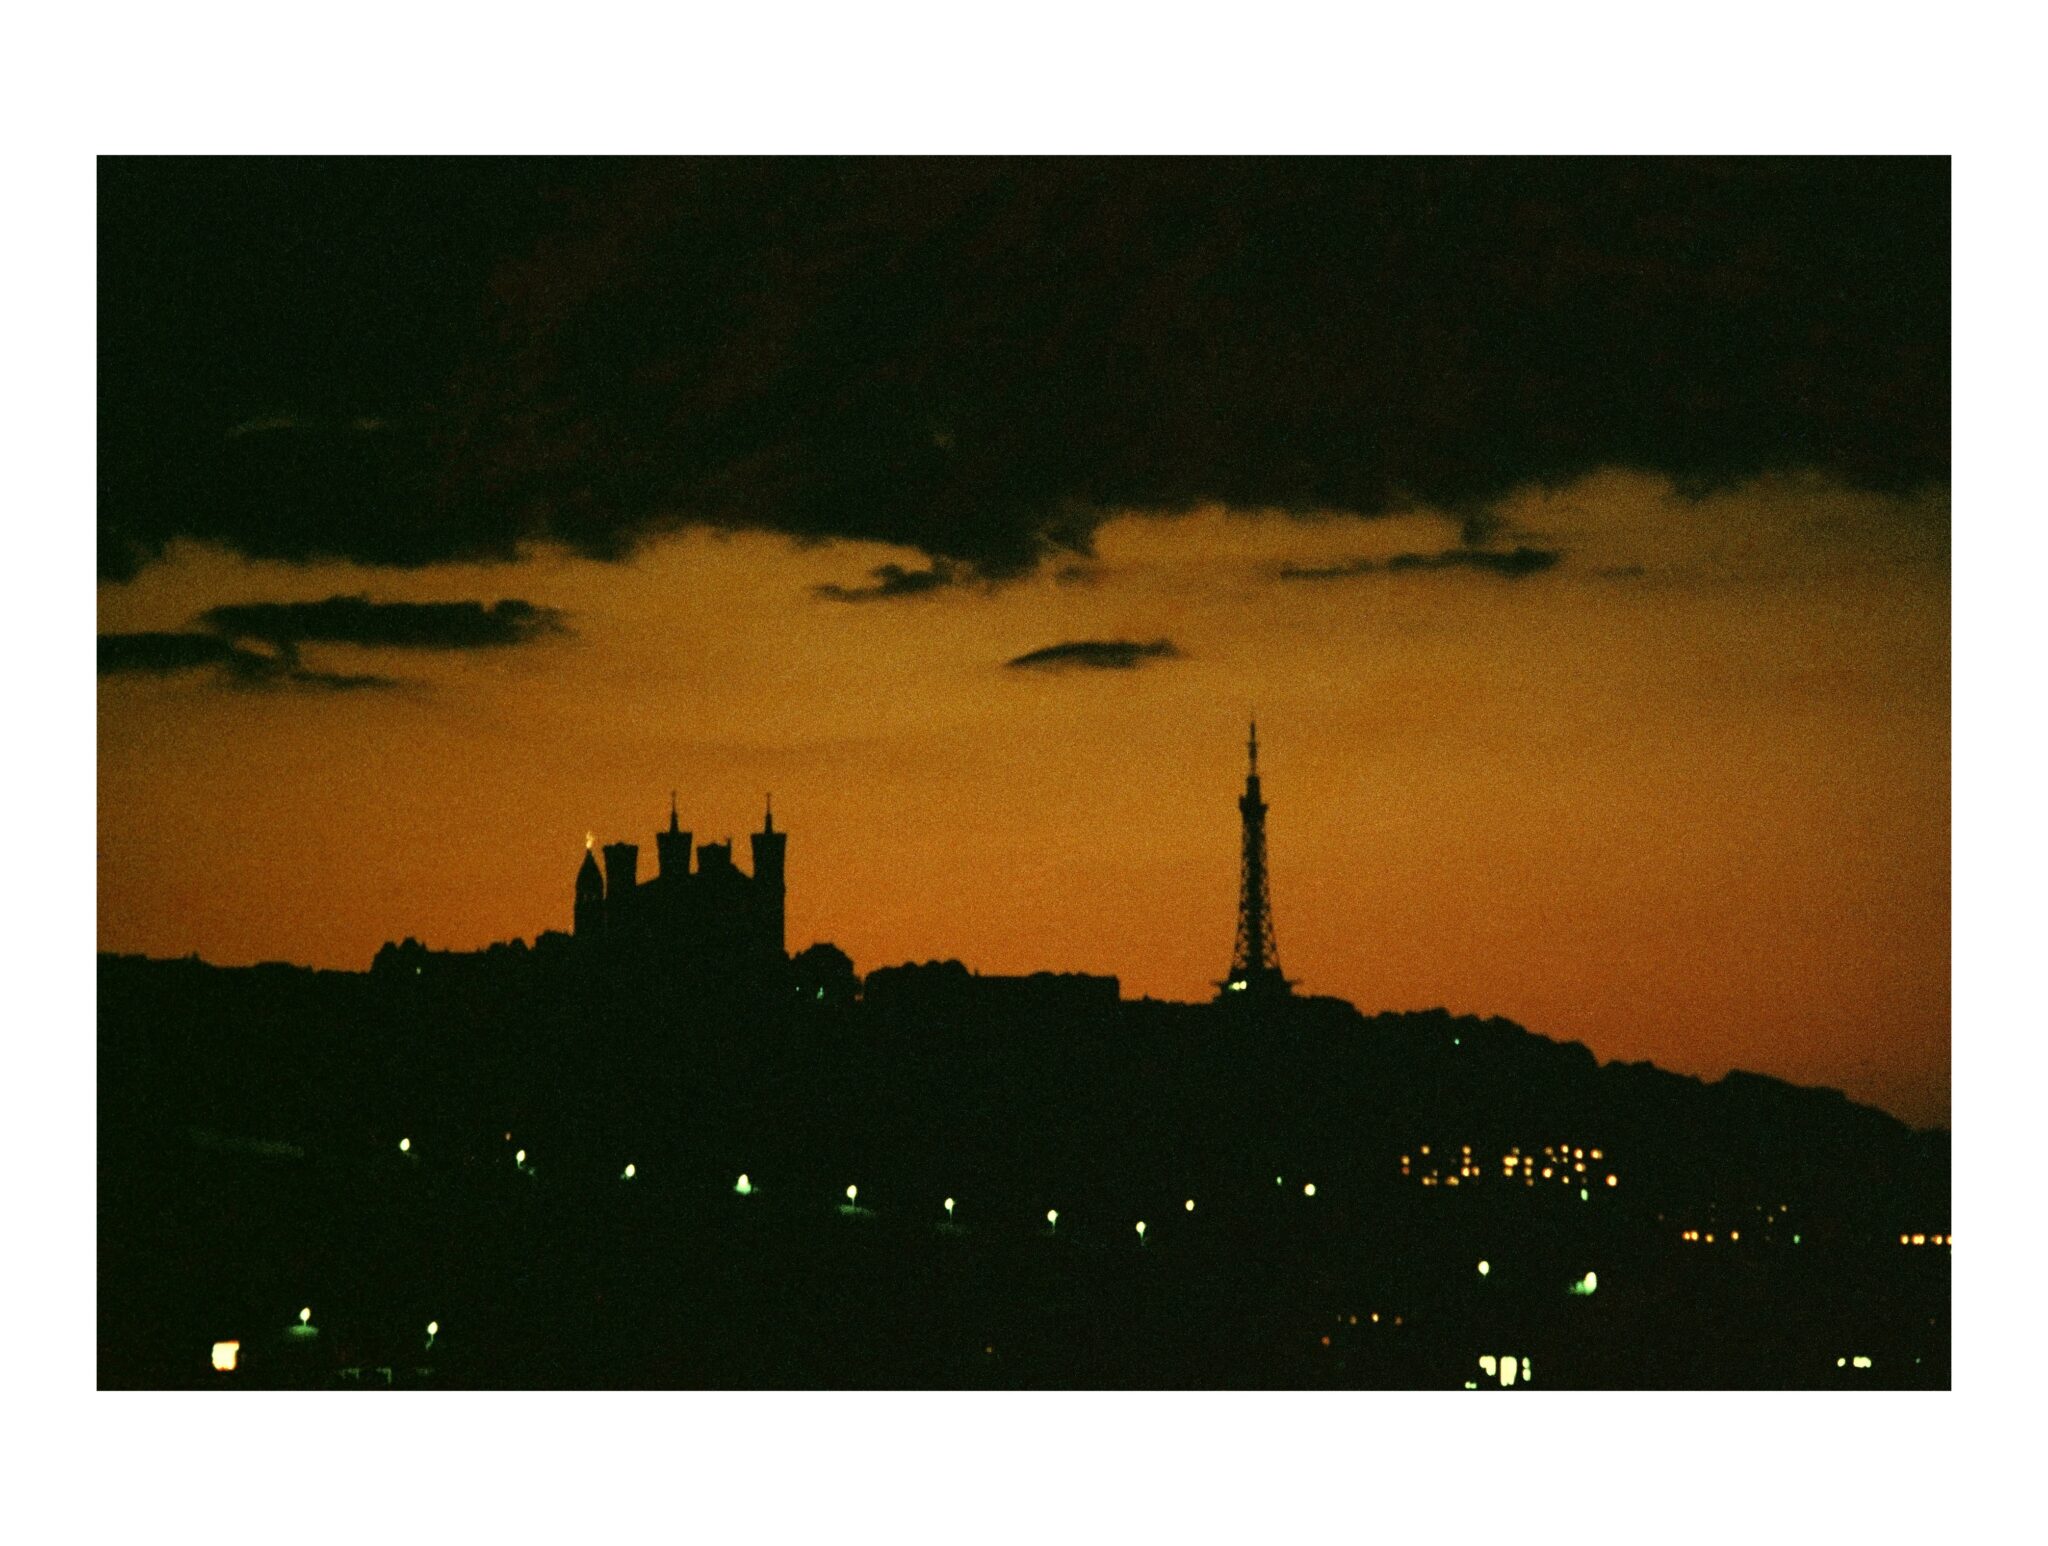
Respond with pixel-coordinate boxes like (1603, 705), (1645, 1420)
(573, 793), (787, 980)
(1220, 720), (1292, 1001)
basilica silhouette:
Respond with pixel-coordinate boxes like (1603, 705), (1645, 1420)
(574, 794), (787, 976)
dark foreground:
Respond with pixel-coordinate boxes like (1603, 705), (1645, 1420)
(98, 954), (1949, 1389)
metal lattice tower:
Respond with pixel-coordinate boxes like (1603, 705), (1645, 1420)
(1223, 720), (1289, 999)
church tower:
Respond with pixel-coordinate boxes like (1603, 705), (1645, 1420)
(749, 795), (788, 959)
(574, 838), (605, 937)
(655, 791), (693, 880)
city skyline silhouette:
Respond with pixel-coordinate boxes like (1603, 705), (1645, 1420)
(96, 153), (1950, 1395)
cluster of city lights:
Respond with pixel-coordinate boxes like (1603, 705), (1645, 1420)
(1836, 1355), (1875, 1369)
(1476, 1354), (1533, 1388)
(1898, 1233), (1951, 1247)
(1678, 1229), (1741, 1243)
(1401, 1141), (1616, 1192)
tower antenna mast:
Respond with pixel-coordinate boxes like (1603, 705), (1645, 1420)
(1222, 719), (1289, 999)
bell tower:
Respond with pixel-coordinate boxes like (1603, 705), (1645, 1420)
(749, 795), (787, 959)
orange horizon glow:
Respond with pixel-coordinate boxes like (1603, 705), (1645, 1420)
(98, 471), (1949, 1127)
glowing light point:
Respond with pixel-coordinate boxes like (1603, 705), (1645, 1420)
(1135, 1221), (1147, 1239)
(735, 1173), (752, 1196)
(1579, 1188), (1589, 1202)
(944, 1197), (955, 1217)
(1837, 1357), (1847, 1367)
(211, 1340), (240, 1372)
(1275, 1175), (1283, 1186)
(622, 1163), (636, 1179)
(426, 1321), (439, 1337)
(515, 1149), (526, 1166)
(299, 1307), (312, 1325)
(1793, 1234), (1802, 1245)
(1185, 1199), (1195, 1213)
(1303, 1183), (1317, 1197)
(1046, 1209), (1058, 1227)
(846, 1184), (858, 1203)
(1477, 1260), (1490, 1276)
(1605, 1174), (1617, 1187)
(398, 1137), (411, 1153)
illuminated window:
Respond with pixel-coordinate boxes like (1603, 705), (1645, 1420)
(1479, 1355), (1497, 1376)
(211, 1340), (240, 1372)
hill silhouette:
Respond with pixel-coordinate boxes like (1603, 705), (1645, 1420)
(97, 949), (1948, 1388)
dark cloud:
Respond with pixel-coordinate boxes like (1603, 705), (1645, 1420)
(98, 631), (400, 692)
(813, 562), (962, 603)
(1005, 639), (1181, 672)
(98, 631), (246, 676)
(199, 596), (564, 648)
(99, 158), (1949, 581)
(100, 595), (558, 692)
(1280, 545), (1564, 580)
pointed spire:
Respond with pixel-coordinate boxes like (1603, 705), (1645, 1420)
(669, 790), (679, 833)
(1248, 716), (1260, 776)
(764, 792), (774, 833)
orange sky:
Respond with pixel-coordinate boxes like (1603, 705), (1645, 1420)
(97, 469), (1949, 1126)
